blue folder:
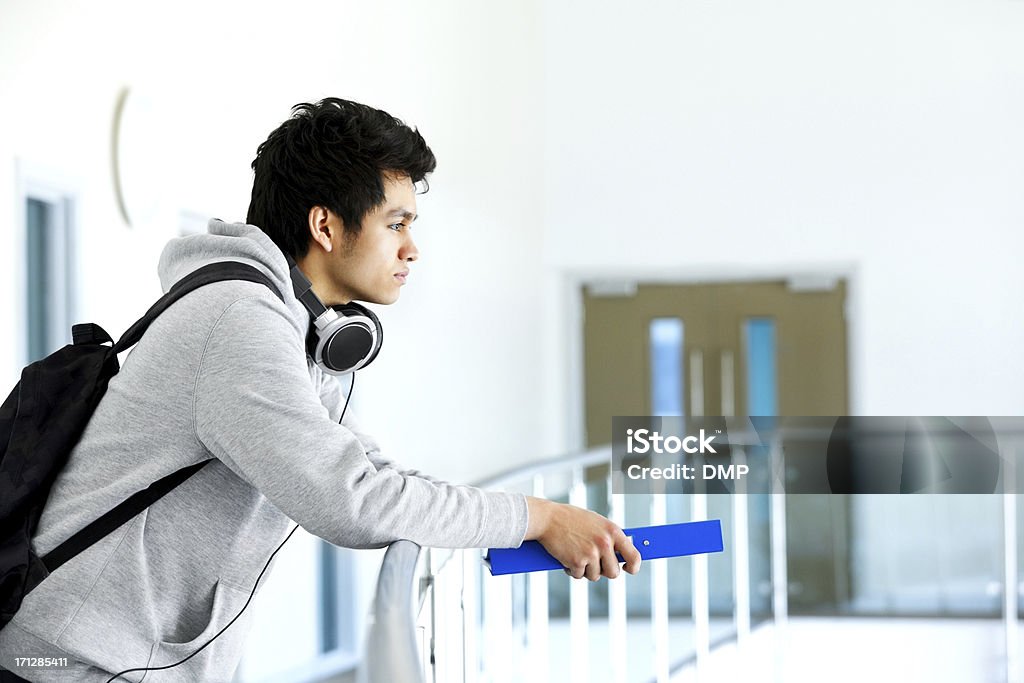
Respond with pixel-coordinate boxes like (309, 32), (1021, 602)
(485, 519), (724, 576)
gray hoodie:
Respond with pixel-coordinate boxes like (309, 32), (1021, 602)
(0, 220), (528, 682)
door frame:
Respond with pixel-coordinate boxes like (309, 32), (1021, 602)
(558, 263), (862, 453)
(12, 157), (83, 368)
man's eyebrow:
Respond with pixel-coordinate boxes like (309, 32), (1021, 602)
(386, 208), (418, 221)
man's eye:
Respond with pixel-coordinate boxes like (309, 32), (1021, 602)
(389, 223), (405, 231)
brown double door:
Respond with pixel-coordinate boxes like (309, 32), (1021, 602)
(583, 279), (851, 612)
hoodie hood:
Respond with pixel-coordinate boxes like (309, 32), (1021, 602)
(157, 218), (310, 339)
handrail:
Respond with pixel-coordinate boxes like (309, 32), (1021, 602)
(475, 445), (613, 490)
(355, 540), (425, 683)
(357, 433), (786, 682)
(355, 446), (614, 683)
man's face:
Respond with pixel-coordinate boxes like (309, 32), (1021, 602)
(327, 173), (419, 305)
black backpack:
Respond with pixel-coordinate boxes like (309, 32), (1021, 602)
(0, 261), (281, 631)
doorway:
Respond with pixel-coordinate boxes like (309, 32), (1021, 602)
(582, 278), (850, 615)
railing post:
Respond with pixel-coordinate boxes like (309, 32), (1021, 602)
(462, 549), (479, 683)
(1003, 443), (1018, 683)
(423, 549), (435, 682)
(692, 480), (710, 680)
(608, 473), (627, 683)
(732, 444), (751, 677)
(482, 532), (514, 681)
(528, 474), (550, 683)
(770, 434), (788, 683)
(651, 483), (669, 683)
(569, 467), (590, 683)
(427, 550), (461, 683)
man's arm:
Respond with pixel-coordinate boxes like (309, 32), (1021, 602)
(318, 371), (642, 579)
(193, 295), (525, 550)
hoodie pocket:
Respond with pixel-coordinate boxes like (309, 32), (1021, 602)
(148, 580), (254, 682)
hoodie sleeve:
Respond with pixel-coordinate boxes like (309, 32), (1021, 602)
(314, 370), (448, 485)
(192, 294), (528, 550)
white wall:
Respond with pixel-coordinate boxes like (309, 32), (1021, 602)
(0, 0), (545, 482)
(539, 0), (1024, 452)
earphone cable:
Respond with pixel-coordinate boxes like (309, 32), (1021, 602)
(340, 372), (355, 423)
(105, 370), (357, 682)
(104, 523), (300, 683)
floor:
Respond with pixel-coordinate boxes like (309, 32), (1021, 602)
(670, 617), (1010, 683)
(507, 616), (1012, 683)
(273, 615), (1015, 682)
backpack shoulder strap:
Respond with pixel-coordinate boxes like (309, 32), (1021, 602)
(114, 261), (285, 353)
(40, 261), (285, 573)
(41, 461), (208, 572)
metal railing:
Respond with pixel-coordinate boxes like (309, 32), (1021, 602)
(356, 424), (1024, 683)
(355, 444), (753, 683)
(355, 540), (424, 683)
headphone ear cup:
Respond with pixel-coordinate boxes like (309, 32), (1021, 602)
(307, 304), (384, 375)
(335, 302), (384, 366)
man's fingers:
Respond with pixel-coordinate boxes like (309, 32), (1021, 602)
(542, 507), (645, 580)
(616, 535), (643, 574)
(600, 547), (621, 579)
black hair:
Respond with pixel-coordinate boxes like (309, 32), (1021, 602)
(246, 97), (436, 259)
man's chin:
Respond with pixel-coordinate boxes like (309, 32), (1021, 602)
(359, 292), (399, 306)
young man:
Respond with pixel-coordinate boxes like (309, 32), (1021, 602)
(0, 98), (640, 682)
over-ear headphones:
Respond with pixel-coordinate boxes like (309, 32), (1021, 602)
(285, 254), (383, 375)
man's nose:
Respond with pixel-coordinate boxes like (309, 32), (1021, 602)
(401, 235), (419, 262)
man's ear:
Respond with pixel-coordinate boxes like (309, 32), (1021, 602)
(307, 206), (338, 254)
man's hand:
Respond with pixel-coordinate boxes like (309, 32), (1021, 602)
(524, 497), (642, 581)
